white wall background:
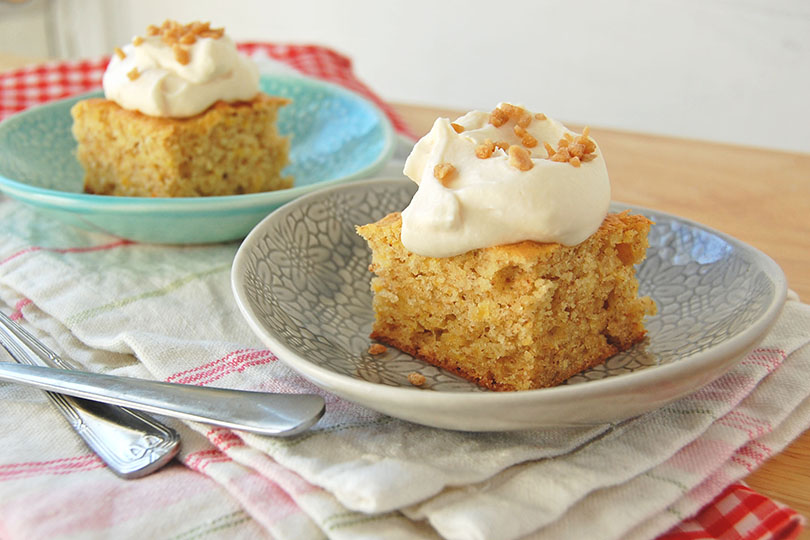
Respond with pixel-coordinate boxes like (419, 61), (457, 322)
(0, 0), (52, 58)
(3, 0), (809, 152)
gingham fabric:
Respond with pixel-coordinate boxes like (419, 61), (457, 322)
(0, 42), (417, 139)
(0, 43), (806, 540)
(659, 483), (804, 540)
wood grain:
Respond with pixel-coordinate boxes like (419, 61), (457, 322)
(393, 103), (810, 533)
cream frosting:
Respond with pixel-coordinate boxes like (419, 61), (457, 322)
(102, 23), (259, 117)
(400, 104), (611, 257)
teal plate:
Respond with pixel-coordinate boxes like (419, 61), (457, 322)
(0, 74), (395, 244)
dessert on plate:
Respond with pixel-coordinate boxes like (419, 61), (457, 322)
(71, 20), (291, 197)
(357, 104), (656, 391)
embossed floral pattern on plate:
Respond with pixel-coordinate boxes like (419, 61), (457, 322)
(232, 179), (786, 430)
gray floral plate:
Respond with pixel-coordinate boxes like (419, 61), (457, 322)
(231, 178), (787, 431)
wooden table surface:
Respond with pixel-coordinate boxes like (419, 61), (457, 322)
(2, 52), (809, 533)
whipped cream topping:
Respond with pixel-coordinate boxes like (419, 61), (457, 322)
(102, 22), (259, 117)
(400, 104), (611, 257)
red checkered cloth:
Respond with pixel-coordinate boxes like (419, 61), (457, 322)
(0, 43), (804, 540)
(660, 483), (804, 540)
(0, 42), (417, 139)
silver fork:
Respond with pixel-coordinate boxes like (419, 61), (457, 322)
(0, 310), (180, 479)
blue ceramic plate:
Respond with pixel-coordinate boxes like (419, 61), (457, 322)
(0, 74), (395, 244)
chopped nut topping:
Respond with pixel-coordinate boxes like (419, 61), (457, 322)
(544, 127), (597, 166)
(489, 107), (509, 127)
(499, 103), (523, 119)
(484, 106), (594, 166)
(434, 162), (457, 185)
(114, 47), (126, 60)
(490, 103), (533, 130)
(158, 20), (224, 45)
(475, 139), (495, 159)
(408, 372), (427, 386)
(368, 343), (387, 355)
(550, 147), (570, 162)
(516, 111), (532, 128)
(568, 143), (586, 158)
(173, 44), (190, 65)
(580, 127), (597, 153)
(508, 146), (533, 171)
(512, 124), (537, 147)
(137, 20), (225, 66)
(126, 67), (140, 81)
(450, 122), (465, 133)
(486, 104), (541, 151)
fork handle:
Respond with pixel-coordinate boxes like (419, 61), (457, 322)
(0, 362), (325, 436)
(0, 310), (180, 478)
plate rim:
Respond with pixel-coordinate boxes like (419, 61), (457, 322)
(232, 178), (787, 415)
(0, 73), (396, 214)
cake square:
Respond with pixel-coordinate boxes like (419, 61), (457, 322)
(357, 211), (656, 391)
(71, 94), (291, 197)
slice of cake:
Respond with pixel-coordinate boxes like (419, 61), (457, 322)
(357, 211), (655, 391)
(357, 103), (655, 391)
(71, 20), (291, 197)
(72, 95), (291, 197)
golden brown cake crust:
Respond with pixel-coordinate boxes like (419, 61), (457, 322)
(71, 93), (292, 197)
(357, 212), (656, 391)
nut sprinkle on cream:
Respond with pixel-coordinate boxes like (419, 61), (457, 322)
(400, 103), (611, 257)
(103, 20), (259, 118)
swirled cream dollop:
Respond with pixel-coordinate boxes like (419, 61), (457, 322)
(102, 21), (259, 117)
(400, 104), (611, 257)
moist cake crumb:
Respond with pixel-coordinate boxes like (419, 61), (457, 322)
(71, 94), (291, 197)
(357, 211), (656, 391)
